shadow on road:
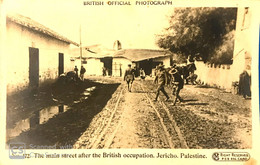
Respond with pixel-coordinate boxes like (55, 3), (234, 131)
(133, 90), (150, 93)
(181, 99), (199, 102)
(183, 102), (209, 106)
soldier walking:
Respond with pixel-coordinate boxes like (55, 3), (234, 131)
(153, 64), (170, 101)
(74, 65), (79, 80)
(80, 66), (86, 81)
(186, 55), (197, 84)
(169, 66), (184, 105)
(140, 68), (146, 81)
(124, 64), (135, 92)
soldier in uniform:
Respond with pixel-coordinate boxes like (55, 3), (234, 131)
(74, 65), (79, 80)
(153, 64), (170, 101)
(186, 55), (197, 84)
(124, 64), (135, 92)
(154, 65), (159, 84)
(140, 68), (146, 81)
(80, 66), (86, 81)
(169, 66), (184, 105)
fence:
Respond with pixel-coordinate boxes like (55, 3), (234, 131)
(195, 61), (234, 91)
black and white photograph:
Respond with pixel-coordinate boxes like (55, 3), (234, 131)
(0, 0), (259, 164)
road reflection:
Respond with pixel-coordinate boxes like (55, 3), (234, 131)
(6, 105), (68, 141)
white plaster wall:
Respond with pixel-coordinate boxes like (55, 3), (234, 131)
(85, 58), (103, 76)
(69, 59), (81, 72)
(6, 21), (72, 94)
(232, 7), (253, 81)
(195, 61), (233, 91)
(112, 58), (132, 77)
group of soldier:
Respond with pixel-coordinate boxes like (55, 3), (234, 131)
(124, 57), (196, 105)
(153, 63), (185, 104)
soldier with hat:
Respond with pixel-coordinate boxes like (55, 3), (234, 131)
(153, 64), (170, 101)
(80, 65), (86, 81)
(169, 65), (184, 105)
(124, 64), (135, 92)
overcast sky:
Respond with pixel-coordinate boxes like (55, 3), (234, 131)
(6, 0), (174, 49)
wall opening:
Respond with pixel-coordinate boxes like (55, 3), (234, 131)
(138, 59), (162, 76)
(29, 47), (39, 88)
(101, 57), (112, 76)
(58, 53), (64, 75)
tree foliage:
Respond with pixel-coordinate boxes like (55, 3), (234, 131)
(156, 7), (237, 63)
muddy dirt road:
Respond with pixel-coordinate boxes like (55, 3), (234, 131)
(74, 77), (251, 149)
(7, 77), (251, 149)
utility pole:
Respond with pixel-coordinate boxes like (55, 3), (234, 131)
(79, 25), (82, 67)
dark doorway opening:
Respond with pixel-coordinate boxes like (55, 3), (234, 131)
(58, 53), (64, 75)
(101, 57), (112, 76)
(138, 59), (162, 76)
(29, 47), (39, 88)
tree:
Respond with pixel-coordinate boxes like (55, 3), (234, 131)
(209, 30), (235, 64)
(156, 7), (237, 63)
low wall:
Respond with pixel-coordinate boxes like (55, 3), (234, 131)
(195, 61), (234, 91)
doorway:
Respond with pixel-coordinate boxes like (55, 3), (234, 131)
(139, 59), (162, 76)
(58, 53), (64, 75)
(101, 57), (112, 76)
(29, 47), (39, 88)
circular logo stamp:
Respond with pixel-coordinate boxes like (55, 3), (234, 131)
(212, 152), (220, 161)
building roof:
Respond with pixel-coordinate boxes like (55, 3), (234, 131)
(70, 44), (115, 59)
(6, 13), (79, 46)
(114, 49), (172, 62)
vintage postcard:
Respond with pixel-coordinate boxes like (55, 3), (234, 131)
(0, 0), (259, 164)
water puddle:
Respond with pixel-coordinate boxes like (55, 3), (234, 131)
(73, 86), (96, 104)
(83, 92), (91, 96)
(40, 105), (68, 124)
(74, 97), (89, 104)
(85, 86), (96, 92)
(7, 105), (68, 141)
(7, 86), (97, 141)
